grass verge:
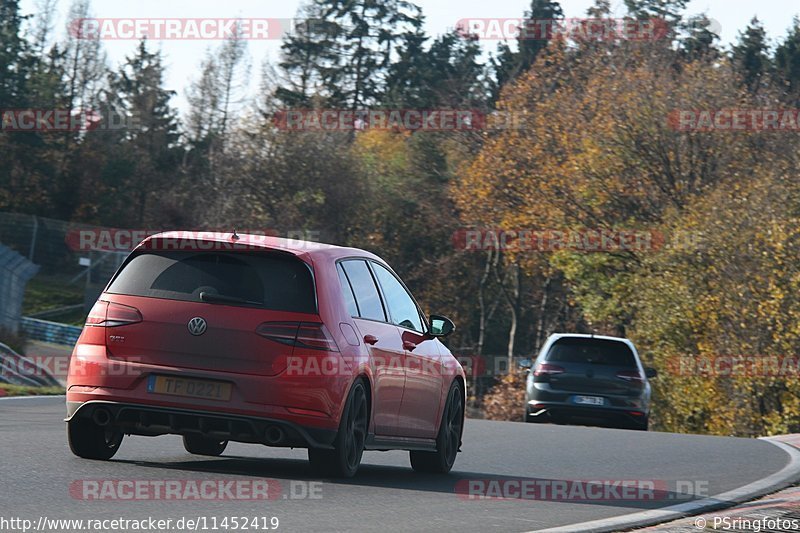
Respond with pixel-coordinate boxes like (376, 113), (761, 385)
(0, 384), (66, 397)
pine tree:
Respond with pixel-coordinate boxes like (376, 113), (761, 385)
(330, 0), (424, 110)
(276, 0), (423, 111)
(586, 0), (610, 19)
(732, 17), (771, 92)
(108, 40), (181, 224)
(382, 25), (429, 107)
(681, 14), (720, 61)
(492, 0), (563, 87)
(275, 2), (341, 107)
(0, 0), (53, 213)
(517, 0), (563, 74)
(216, 28), (250, 139)
(425, 31), (485, 108)
(384, 30), (486, 109)
(186, 55), (223, 145)
(52, 0), (108, 219)
(623, 0), (686, 29)
(775, 17), (800, 102)
(0, 0), (32, 107)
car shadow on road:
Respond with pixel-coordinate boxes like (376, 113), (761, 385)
(112, 455), (709, 511)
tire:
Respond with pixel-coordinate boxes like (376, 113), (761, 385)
(67, 418), (123, 460)
(308, 380), (368, 478)
(410, 381), (463, 474)
(183, 435), (228, 456)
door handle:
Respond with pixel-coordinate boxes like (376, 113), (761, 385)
(364, 335), (379, 345)
(403, 341), (417, 351)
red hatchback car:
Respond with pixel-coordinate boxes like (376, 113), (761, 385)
(65, 232), (465, 477)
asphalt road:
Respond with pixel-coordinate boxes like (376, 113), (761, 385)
(0, 397), (794, 532)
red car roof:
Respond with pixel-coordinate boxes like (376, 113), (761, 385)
(138, 231), (382, 263)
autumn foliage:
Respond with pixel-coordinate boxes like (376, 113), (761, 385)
(458, 33), (800, 435)
(3, 0), (800, 436)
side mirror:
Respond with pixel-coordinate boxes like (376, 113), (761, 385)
(644, 367), (658, 379)
(429, 315), (456, 337)
(518, 358), (533, 370)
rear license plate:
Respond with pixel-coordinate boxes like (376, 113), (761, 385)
(147, 375), (232, 401)
(573, 395), (605, 406)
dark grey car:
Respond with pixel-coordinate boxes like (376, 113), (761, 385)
(523, 334), (656, 430)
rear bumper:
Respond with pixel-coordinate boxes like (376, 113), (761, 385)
(529, 383), (647, 406)
(526, 400), (648, 426)
(66, 400), (337, 449)
(66, 348), (352, 436)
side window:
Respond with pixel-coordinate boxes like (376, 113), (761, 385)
(371, 263), (424, 332)
(337, 263), (359, 317)
(340, 260), (386, 321)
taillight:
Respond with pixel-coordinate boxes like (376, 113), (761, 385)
(85, 300), (142, 327)
(85, 300), (108, 326)
(533, 363), (565, 377)
(257, 322), (339, 352)
(616, 370), (644, 382)
(296, 323), (339, 351)
(256, 322), (300, 346)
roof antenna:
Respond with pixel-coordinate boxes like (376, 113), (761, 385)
(232, 228), (240, 241)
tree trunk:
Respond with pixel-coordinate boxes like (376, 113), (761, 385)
(476, 248), (494, 356)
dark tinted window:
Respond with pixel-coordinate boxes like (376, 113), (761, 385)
(371, 263), (423, 332)
(337, 263), (359, 317)
(546, 338), (636, 368)
(107, 251), (316, 313)
(340, 260), (385, 321)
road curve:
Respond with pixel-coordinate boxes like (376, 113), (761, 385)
(0, 397), (797, 532)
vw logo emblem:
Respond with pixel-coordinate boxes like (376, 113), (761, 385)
(188, 317), (207, 336)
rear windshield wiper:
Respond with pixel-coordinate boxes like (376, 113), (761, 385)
(200, 291), (264, 307)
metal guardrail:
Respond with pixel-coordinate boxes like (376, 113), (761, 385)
(29, 304), (85, 320)
(20, 317), (82, 347)
(0, 244), (40, 334)
(0, 341), (61, 387)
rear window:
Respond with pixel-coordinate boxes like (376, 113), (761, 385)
(545, 338), (637, 368)
(106, 251), (316, 313)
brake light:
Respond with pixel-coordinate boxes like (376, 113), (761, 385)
(85, 301), (142, 327)
(296, 323), (339, 351)
(85, 301), (108, 326)
(616, 370), (644, 382)
(257, 322), (339, 352)
(256, 322), (300, 346)
(534, 363), (565, 377)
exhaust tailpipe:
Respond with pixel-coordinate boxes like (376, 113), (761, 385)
(264, 426), (285, 445)
(92, 408), (112, 427)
